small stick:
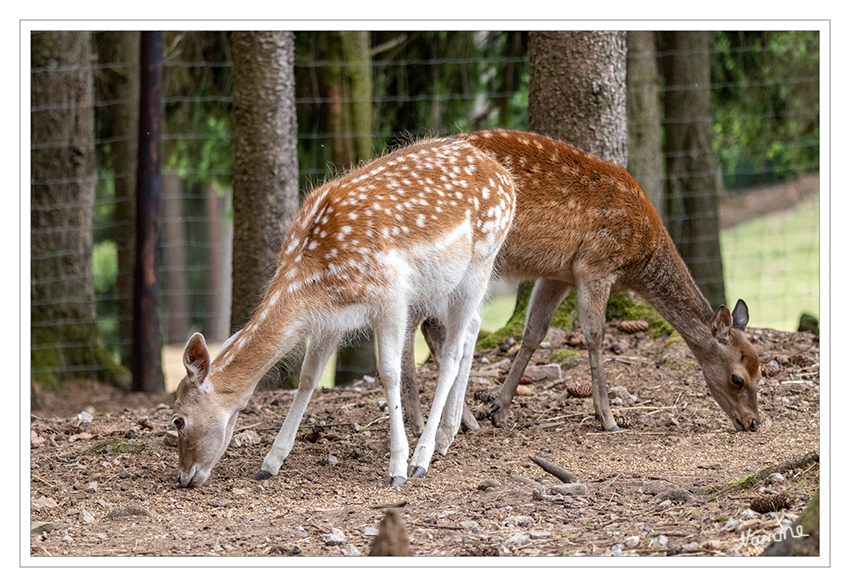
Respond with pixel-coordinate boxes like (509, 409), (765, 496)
(371, 500), (408, 510)
(528, 453), (579, 483)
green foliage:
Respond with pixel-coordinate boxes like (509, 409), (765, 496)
(711, 31), (819, 188)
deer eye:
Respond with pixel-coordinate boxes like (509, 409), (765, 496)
(731, 374), (744, 388)
(171, 415), (186, 431)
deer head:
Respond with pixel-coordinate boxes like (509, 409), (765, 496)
(700, 300), (761, 431)
(172, 333), (244, 487)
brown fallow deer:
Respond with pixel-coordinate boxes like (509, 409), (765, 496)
(401, 129), (760, 435)
(171, 136), (516, 488)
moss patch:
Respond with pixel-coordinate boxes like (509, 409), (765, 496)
(605, 292), (672, 337)
(549, 348), (582, 367)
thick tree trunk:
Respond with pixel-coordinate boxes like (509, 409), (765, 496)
(529, 31), (627, 167)
(658, 31), (726, 308)
(626, 30), (664, 219)
(93, 31), (139, 368)
(31, 31), (126, 388)
(231, 31), (300, 388)
(515, 31), (628, 321)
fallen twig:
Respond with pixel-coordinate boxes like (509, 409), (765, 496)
(528, 453), (579, 483)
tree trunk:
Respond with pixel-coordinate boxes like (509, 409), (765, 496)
(31, 31), (126, 388)
(658, 31), (726, 308)
(529, 31), (627, 167)
(332, 31), (377, 386)
(513, 31), (628, 323)
(231, 31), (300, 388)
(626, 30), (664, 219)
(93, 31), (139, 368)
(161, 171), (191, 344)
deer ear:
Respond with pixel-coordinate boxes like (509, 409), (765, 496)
(731, 299), (749, 331)
(183, 332), (211, 389)
(711, 305), (733, 344)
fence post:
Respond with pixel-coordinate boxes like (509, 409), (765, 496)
(132, 31), (164, 393)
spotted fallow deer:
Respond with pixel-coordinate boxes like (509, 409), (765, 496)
(171, 136), (516, 488)
(401, 129), (760, 435)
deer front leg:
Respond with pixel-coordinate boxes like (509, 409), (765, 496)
(256, 334), (339, 479)
(491, 279), (572, 427)
(374, 308), (411, 488)
(577, 277), (619, 432)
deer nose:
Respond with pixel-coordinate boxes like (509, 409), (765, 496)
(735, 416), (759, 432)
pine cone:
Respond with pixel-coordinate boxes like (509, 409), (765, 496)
(615, 414), (631, 429)
(616, 320), (649, 333)
(789, 354), (811, 367)
(761, 363), (780, 378)
(750, 493), (791, 513)
(566, 332), (586, 348)
(565, 382), (592, 398)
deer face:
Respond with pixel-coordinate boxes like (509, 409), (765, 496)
(171, 333), (240, 487)
(701, 300), (761, 432)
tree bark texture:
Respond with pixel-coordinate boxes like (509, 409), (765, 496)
(330, 31), (377, 386)
(93, 31), (139, 368)
(529, 31), (627, 167)
(230, 31), (300, 333)
(132, 31), (164, 394)
(658, 31), (726, 308)
(31, 31), (124, 387)
(626, 30), (664, 219)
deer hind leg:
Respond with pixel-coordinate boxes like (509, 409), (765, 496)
(577, 276), (619, 432)
(373, 304), (412, 488)
(400, 309), (426, 437)
(408, 290), (482, 478)
(256, 333), (340, 479)
(491, 278), (572, 427)
(404, 316), (480, 434)
(435, 311), (481, 455)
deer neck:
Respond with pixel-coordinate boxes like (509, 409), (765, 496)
(209, 287), (309, 401)
(633, 234), (716, 358)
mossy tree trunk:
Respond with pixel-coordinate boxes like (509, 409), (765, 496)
(31, 31), (126, 389)
(331, 31), (377, 386)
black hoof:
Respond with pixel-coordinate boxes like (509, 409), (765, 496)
(408, 465), (427, 479)
(489, 403), (501, 414)
(254, 469), (273, 480)
(386, 475), (406, 488)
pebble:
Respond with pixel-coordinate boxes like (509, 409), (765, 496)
(530, 530), (551, 540)
(738, 508), (760, 520)
(364, 527), (379, 536)
(477, 479), (501, 491)
(624, 535), (640, 548)
(766, 472), (786, 484)
(611, 544), (624, 556)
(523, 363), (562, 381)
(724, 518), (739, 531)
(86, 481), (98, 493)
(681, 542), (701, 552)
(641, 481), (670, 495)
(551, 483), (589, 496)
(79, 509), (96, 524)
(650, 535), (668, 548)
(504, 515), (534, 528)
(505, 533), (530, 546)
(460, 520), (480, 533)
(340, 543), (361, 556)
(323, 528), (346, 545)
(655, 487), (693, 503)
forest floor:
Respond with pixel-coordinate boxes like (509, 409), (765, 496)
(28, 175), (822, 562)
(30, 324), (820, 560)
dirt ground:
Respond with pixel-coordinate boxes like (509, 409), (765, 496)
(29, 321), (820, 560)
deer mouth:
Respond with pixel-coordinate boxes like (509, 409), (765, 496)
(177, 465), (209, 488)
(733, 416), (759, 432)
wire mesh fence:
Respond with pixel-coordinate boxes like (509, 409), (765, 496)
(29, 30), (820, 386)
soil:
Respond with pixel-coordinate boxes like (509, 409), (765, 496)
(29, 324), (820, 559)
